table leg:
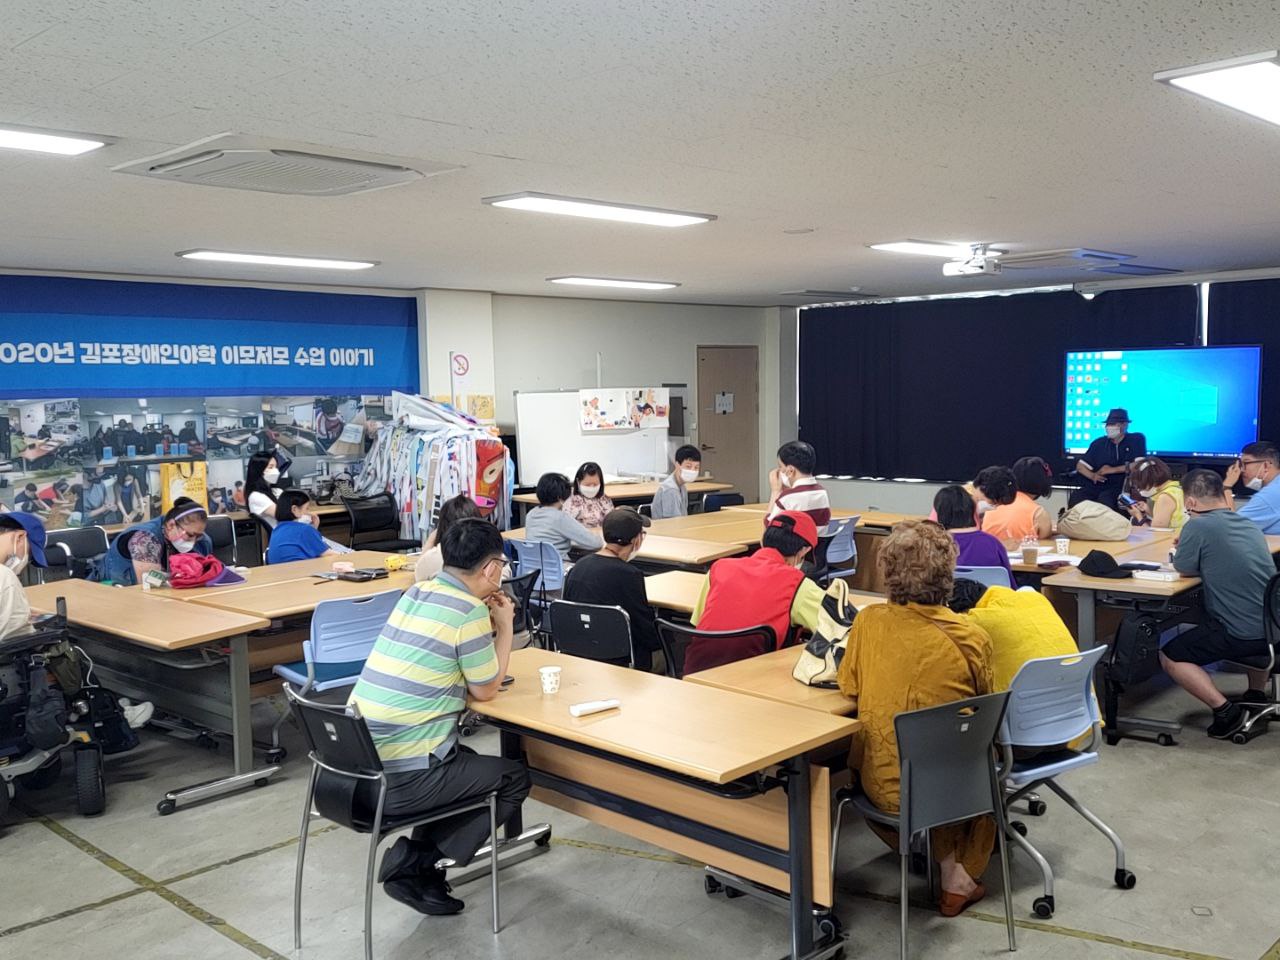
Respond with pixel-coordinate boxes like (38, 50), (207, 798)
(500, 729), (525, 837)
(786, 755), (815, 960)
(156, 632), (281, 815)
(1075, 589), (1097, 650)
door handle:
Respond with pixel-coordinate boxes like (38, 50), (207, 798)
(700, 444), (715, 451)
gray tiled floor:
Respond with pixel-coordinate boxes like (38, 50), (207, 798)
(3, 676), (1278, 960)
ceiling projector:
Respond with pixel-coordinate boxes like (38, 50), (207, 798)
(943, 254), (1002, 277)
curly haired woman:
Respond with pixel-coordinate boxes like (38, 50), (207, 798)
(836, 520), (996, 917)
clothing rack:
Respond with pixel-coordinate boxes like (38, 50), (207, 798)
(355, 392), (513, 540)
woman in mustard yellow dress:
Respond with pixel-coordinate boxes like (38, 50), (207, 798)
(837, 520), (995, 916)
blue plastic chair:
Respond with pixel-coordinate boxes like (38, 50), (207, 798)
(506, 539), (565, 643)
(819, 516), (860, 584)
(997, 646), (1133, 919)
(269, 589), (402, 760)
(956, 564), (1016, 590)
(701, 492), (745, 513)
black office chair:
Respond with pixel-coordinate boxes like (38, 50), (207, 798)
(504, 570), (541, 639)
(637, 504), (653, 519)
(253, 514), (274, 563)
(340, 493), (420, 552)
(808, 531), (836, 584)
(548, 600), (634, 667)
(40, 526), (110, 583)
(1223, 572), (1280, 743)
(205, 515), (237, 566)
(286, 686), (503, 960)
(701, 492), (745, 513)
(655, 618), (777, 678)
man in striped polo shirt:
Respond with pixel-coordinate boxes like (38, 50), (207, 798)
(349, 519), (529, 916)
(766, 440), (832, 534)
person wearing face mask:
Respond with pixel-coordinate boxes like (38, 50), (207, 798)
(1073, 408), (1146, 513)
(650, 444), (703, 520)
(1225, 441), (1280, 535)
(100, 497), (212, 586)
(245, 450), (288, 526)
(766, 440), (831, 534)
(1124, 457), (1185, 531)
(563, 507), (660, 671)
(266, 490), (339, 564)
(1161, 469), (1275, 740)
(562, 461), (614, 529)
(81, 469), (123, 525)
(118, 470), (145, 523)
(687, 511), (825, 672)
(348, 519), (530, 918)
(0, 512), (48, 640)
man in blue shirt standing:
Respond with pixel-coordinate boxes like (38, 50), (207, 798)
(1226, 441), (1280, 535)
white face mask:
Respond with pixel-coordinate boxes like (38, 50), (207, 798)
(263, 467), (281, 484)
(1105, 425), (1123, 439)
(976, 499), (995, 514)
(679, 468), (700, 483)
(779, 470), (793, 488)
(1246, 476), (1265, 492)
(298, 513), (313, 524)
(1138, 487), (1157, 498)
(579, 485), (601, 499)
(4, 535), (28, 576)
(171, 538), (196, 553)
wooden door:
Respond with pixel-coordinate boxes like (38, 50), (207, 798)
(696, 346), (760, 500)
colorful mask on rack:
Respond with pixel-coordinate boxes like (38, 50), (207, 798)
(472, 439), (505, 516)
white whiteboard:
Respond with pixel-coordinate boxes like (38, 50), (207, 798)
(514, 391), (668, 486)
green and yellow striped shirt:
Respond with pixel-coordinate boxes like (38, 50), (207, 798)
(349, 573), (499, 771)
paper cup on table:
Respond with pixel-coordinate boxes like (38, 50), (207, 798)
(1055, 537), (1070, 555)
(538, 666), (562, 695)
(1021, 546), (1039, 566)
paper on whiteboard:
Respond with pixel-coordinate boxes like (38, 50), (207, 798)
(627, 387), (670, 428)
(579, 389), (632, 431)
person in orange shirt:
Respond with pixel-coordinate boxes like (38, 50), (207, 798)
(981, 457), (1054, 544)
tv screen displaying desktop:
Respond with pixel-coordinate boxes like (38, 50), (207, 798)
(1063, 345), (1261, 459)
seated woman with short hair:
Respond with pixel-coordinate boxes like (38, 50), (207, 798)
(981, 457), (1054, 543)
(836, 520), (995, 917)
(1126, 456), (1185, 531)
(267, 490), (338, 564)
(932, 484), (1013, 579)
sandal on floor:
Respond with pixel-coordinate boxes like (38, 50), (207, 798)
(939, 882), (986, 917)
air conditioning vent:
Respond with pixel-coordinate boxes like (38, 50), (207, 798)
(998, 248), (1133, 270)
(114, 134), (460, 196)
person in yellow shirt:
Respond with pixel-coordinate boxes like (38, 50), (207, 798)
(1125, 457), (1186, 531)
(836, 520), (995, 917)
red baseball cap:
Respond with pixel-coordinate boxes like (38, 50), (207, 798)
(767, 510), (818, 548)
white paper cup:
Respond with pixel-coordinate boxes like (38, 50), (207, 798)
(538, 666), (562, 695)
(1055, 537), (1069, 555)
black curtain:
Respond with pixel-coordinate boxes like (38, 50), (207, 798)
(1208, 279), (1277, 441)
(798, 286), (1199, 481)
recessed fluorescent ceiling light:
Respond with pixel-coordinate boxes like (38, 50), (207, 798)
(178, 250), (376, 270)
(547, 276), (679, 290)
(870, 240), (988, 258)
(1155, 51), (1280, 127)
(484, 192), (714, 227)
(0, 124), (106, 155)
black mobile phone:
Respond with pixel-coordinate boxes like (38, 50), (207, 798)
(501, 675), (515, 687)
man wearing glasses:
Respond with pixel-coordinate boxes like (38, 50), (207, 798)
(1225, 441), (1280, 534)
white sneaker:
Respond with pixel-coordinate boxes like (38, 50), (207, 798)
(122, 700), (154, 729)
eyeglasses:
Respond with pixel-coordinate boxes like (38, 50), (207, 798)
(1242, 460), (1269, 467)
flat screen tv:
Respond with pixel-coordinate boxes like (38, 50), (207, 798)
(1063, 345), (1260, 459)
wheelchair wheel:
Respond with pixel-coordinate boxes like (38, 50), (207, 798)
(74, 744), (105, 817)
(19, 754), (63, 791)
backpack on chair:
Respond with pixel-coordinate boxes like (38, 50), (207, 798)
(792, 578), (858, 688)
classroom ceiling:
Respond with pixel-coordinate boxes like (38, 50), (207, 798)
(2, 0), (1280, 306)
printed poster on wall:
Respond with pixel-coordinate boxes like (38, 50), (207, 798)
(579, 389), (632, 431)
(627, 387), (670, 428)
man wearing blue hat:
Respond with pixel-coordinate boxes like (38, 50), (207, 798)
(0, 510), (48, 639)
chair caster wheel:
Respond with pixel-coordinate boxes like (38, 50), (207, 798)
(704, 874), (722, 896)
(1011, 821), (1028, 837)
(816, 912), (843, 940)
(1115, 869), (1136, 890)
(460, 726), (475, 737)
(1033, 895), (1054, 919)
(265, 748), (286, 764)
(1028, 799), (1048, 816)
(535, 832), (552, 849)
(1157, 734), (1176, 746)
(724, 886), (744, 899)
(157, 798), (177, 816)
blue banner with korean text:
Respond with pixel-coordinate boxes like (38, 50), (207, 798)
(0, 276), (418, 398)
